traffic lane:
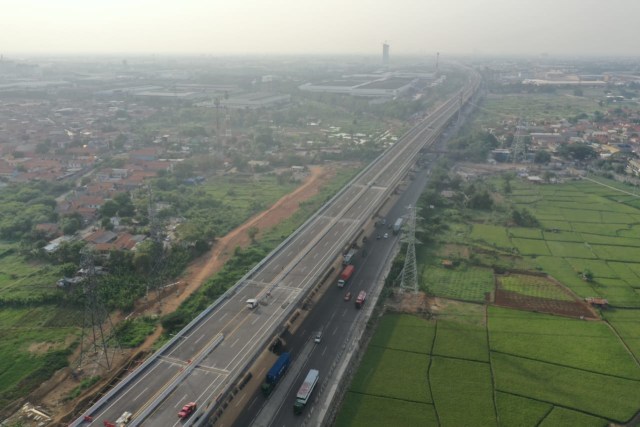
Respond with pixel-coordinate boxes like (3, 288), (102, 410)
(144, 367), (224, 426)
(268, 230), (394, 425)
(89, 358), (183, 426)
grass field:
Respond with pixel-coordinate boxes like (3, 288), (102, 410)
(430, 357), (497, 426)
(421, 265), (494, 302)
(492, 352), (640, 421)
(334, 392), (438, 427)
(470, 224), (512, 249)
(488, 307), (640, 379)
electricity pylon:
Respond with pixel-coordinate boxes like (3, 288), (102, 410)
(399, 206), (421, 293)
(77, 248), (120, 370)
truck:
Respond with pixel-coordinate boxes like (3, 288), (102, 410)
(342, 248), (358, 265)
(355, 290), (367, 309)
(246, 298), (258, 309)
(337, 264), (355, 288)
(294, 369), (319, 414)
(262, 352), (291, 396)
(393, 218), (404, 235)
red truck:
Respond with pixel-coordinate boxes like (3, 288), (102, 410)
(337, 265), (355, 288)
(355, 291), (367, 308)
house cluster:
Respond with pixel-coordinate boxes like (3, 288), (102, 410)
(489, 107), (640, 173)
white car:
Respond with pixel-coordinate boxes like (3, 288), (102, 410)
(383, 233), (389, 239)
(314, 331), (322, 343)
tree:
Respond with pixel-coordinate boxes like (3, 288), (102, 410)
(534, 150), (551, 164)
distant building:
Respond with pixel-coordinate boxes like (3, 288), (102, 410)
(382, 42), (390, 65)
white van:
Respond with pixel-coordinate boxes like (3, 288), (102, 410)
(246, 298), (258, 309)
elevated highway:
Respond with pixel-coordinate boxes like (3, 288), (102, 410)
(72, 73), (480, 427)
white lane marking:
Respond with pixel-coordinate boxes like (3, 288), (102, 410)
(332, 326), (339, 336)
(230, 338), (240, 348)
(321, 346), (328, 356)
(341, 308), (347, 317)
(251, 316), (260, 325)
(132, 387), (148, 402)
(176, 394), (188, 407)
(194, 334), (205, 344)
(248, 396), (258, 409)
(219, 312), (228, 321)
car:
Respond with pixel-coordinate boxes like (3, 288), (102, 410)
(344, 291), (352, 301)
(115, 411), (132, 426)
(376, 234), (381, 240)
(314, 330), (322, 343)
(383, 233), (389, 239)
(178, 402), (197, 419)
(381, 218), (387, 225)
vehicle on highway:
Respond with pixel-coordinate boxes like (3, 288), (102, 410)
(178, 402), (197, 419)
(376, 234), (381, 240)
(294, 369), (319, 414)
(337, 264), (355, 288)
(314, 330), (322, 343)
(383, 232), (389, 239)
(393, 218), (404, 235)
(246, 298), (258, 309)
(262, 352), (291, 397)
(381, 218), (387, 225)
(344, 291), (352, 301)
(115, 411), (132, 427)
(342, 248), (358, 265)
(355, 291), (367, 309)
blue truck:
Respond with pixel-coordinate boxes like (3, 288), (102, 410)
(262, 352), (291, 396)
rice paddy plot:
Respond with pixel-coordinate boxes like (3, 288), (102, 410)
(433, 320), (489, 362)
(334, 393), (437, 427)
(470, 224), (512, 249)
(369, 314), (434, 354)
(618, 225), (640, 239)
(534, 256), (595, 297)
(592, 244), (640, 262)
(489, 307), (640, 379)
(571, 222), (629, 237)
(422, 265), (494, 303)
(542, 229), (583, 241)
(497, 274), (574, 301)
(563, 258), (617, 278)
(349, 346), (432, 403)
(491, 352), (640, 422)
(608, 262), (640, 284)
(508, 227), (542, 239)
(580, 233), (640, 247)
(430, 357), (497, 427)
(600, 212), (638, 224)
(495, 392), (551, 427)
(593, 285), (640, 308)
(511, 238), (551, 256)
(539, 407), (607, 427)
(546, 241), (595, 259)
(603, 309), (640, 362)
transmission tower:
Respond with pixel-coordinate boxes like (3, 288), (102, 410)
(511, 119), (528, 163)
(77, 248), (120, 371)
(399, 206), (421, 293)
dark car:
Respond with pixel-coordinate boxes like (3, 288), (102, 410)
(178, 402), (197, 419)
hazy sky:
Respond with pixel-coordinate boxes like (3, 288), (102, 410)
(3, 0), (639, 56)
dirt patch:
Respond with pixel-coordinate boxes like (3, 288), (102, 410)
(385, 289), (431, 317)
(494, 289), (598, 319)
(29, 335), (76, 356)
(38, 165), (338, 422)
(440, 244), (470, 259)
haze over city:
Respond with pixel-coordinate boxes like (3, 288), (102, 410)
(4, 0), (640, 56)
